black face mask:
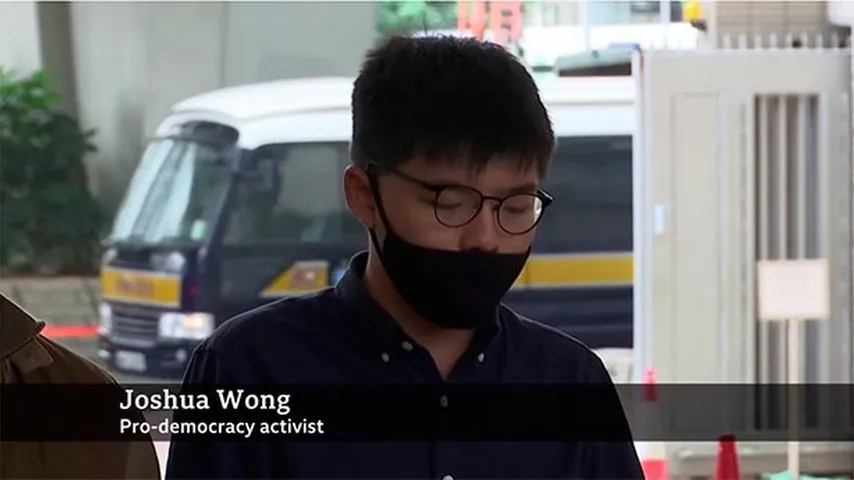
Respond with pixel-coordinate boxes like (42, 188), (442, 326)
(367, 178), (530, 330)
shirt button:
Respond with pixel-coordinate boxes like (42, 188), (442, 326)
(442, 475), (454, 480)
(401, 341), (413, 351)
(380, 352), (390, 363)
(476, 353), (485, 363)
(439, 395), (448, 408)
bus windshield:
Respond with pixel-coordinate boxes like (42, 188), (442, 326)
(108, 138), (231, 245)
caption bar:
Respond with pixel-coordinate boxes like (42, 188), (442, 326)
(3, 384), (852, 442)
(120, 388), (325, 438)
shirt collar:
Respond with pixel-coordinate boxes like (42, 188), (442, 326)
(334, 251), (502, 356)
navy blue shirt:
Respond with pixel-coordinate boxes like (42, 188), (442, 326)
(165, 252), (643, 479)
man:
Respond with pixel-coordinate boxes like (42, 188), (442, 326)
(166, 35), (643, 479)
(0, 293), (161, 479)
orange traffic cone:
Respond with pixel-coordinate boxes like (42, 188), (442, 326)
(637, 368), (668, 480)
(714, 434), (741, 480)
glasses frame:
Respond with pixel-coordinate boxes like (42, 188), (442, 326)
(366, 163), (553, 235)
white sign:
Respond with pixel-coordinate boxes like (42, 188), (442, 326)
(756, 259), (829, 480)
(756, 259), (830, 321)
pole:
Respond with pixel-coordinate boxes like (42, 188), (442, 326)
(787, 318), (801, 480)
(659, 0), (671, 47)
(757, 259), (829, 480)
(659, 0), (672, 24)
(579, 0), (590, 51)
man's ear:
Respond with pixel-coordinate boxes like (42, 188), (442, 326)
(343, 165), (376, 229)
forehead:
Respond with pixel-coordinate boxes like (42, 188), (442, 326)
(400, 155), (541, 187)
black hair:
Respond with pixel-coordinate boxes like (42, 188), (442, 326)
(350, 35), (555, 178)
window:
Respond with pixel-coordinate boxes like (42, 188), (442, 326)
(110, 138), (230, 245)
(535, 136), (633, 253)
(224, 141), (363, 245)
(222, 137), (633, 251)
(542, 2), (560, 26)
(628, 1), (684, 21)
(584, 1), (684, 25)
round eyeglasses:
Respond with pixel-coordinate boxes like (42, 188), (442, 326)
(368, 164), (553, 235)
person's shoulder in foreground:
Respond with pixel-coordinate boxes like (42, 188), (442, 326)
(167, 34), (643, 479)
(0, 293), (160, 480)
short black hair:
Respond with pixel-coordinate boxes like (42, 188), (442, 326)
(351, 36), (555, 178)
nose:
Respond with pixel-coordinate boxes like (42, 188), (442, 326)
(458, 204), (501, 252)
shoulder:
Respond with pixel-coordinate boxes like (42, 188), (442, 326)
(1, 294), (119, 385)
(498, 305), (613, 384)
(205, 288), (338, 352)
(31, 335), (121, 385)
(190, 289), (342, 381)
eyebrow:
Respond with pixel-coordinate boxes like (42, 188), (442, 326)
(502, 182), (539, 195)
(422, 177), (539, 196)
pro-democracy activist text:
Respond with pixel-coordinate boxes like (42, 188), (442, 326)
(120, 414), (325, 439)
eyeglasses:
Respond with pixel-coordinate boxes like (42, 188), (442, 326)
(367, 163), (553, 235)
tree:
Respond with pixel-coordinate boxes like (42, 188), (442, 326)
(0, 69), (105, 275)
(376, 1), (458, 36)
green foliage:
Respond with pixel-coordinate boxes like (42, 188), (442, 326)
(0, 68), (104, 276)
(376, 1), (458, 36)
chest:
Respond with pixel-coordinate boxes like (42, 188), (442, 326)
(253, 329), (563, 385)
(277, 442), (581, 479)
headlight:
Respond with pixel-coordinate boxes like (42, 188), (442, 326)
(158, 312), (214, 340)
(97, 303), (112, 335)
(152, 251), (186, 272)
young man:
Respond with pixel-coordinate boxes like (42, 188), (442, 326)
(166, 36), (643, 479)
(0, 293), (160, 479)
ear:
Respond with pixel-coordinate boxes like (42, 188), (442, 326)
(343, 165), (376, 229)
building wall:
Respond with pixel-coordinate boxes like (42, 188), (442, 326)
(0, 1), (42, 74)
(697, 1), (840, 48)
(0, 1), (376, 213)
(71, 2), (377, 212)
(5, 0), (840, 212)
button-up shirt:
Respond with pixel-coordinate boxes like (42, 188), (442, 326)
(165, 252), (643, 479)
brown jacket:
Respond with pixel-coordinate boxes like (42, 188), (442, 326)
(0, 293), (161, 479)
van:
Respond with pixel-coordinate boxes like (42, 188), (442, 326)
(97, 76), (634, 376)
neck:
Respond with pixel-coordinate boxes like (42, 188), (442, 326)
(363, 249), (473, 378)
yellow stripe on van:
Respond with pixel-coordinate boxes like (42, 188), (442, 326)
(101, 268), (182, 307)
(261, 253), (632, 299)
(261, 260), (329, 298)
(512, 252), (633, 289)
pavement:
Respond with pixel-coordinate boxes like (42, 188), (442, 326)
(57, 338), (162, 381)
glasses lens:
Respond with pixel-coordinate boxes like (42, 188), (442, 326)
(435, 187), (483, 227)
(498, 193), (544, 234)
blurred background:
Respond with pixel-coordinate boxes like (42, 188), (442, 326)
(1, 1), (853, 478)
(0, 0), (701, 372)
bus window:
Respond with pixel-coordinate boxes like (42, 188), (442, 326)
(534, 136), (633, 253)
(110, 137), (231, 245)
(224, 141), (362, 245)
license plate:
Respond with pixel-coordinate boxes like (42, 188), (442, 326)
(115, 350), (147, 372)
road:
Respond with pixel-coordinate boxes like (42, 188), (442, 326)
(59, 338), (165, 382)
